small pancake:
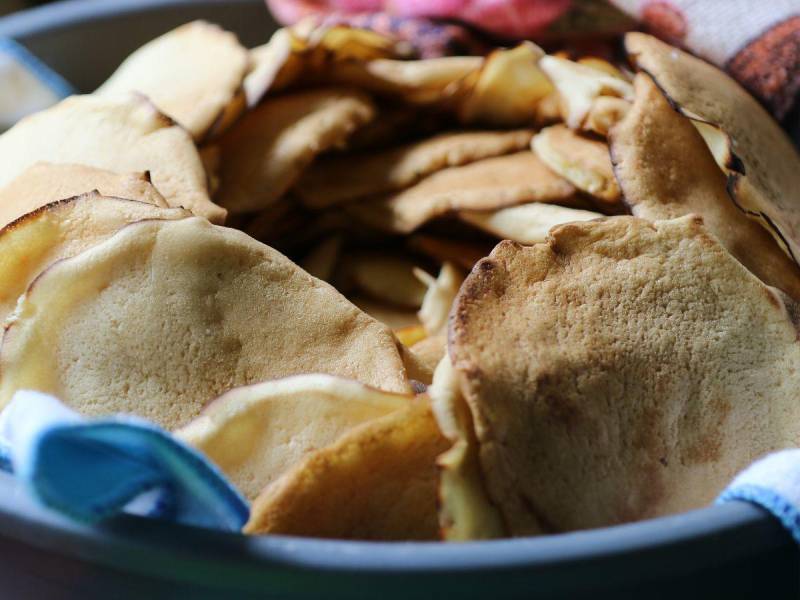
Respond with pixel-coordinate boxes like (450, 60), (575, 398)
(429, 356), (505, 541)
(0, 217), (410, 428)
(625, 32), (800, 264)
(0, 94), (223, 223)
(216, 87), (375, 214)
(415, 262), (464, 336)
(314, 56), (482, 105)
(609, 73), (800, 301)
(539, 55), (632, 130)
(459, 202), (603, 245)
(349, 152), (576, 234)
(0, 162), (168, 228)
(456, 43), (553, 127)
(96, 21), (249, 141)
(583, 96), (630, 137)
(295, 129), (534, 209)
(175, 374), (410, 501)
(0, 191), (188, 325)
(450, 215), (800, 535)
(532, 125), (620, 204)
(244, 28), (297, 106)
(244, 397), (449, 540)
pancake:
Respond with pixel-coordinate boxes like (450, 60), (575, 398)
(531, 125), (620, 205)
(415, 262), (464, 336)
(609, 72), (800, 301)
(0, 162), (168, 228)
(0, 217), (411, 429)
(175, 374), (410, 501)
(294, 129), (535, 209)
(0, 94), (223, 222)
(459, 202), (603, 245)
(625, 32), (800, 265)
(450, 215), (800, 535)
(539, 55), (632, 130)
(456, 43), (553, 127)
(96, 21), (249, 141)
(429, 356), (505, 541)
(349, 152), (575, 234)
(245, 397), (449, 540)
(216, 87), (375, 214)
(0, 191), (188, 326)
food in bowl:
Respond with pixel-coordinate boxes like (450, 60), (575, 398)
(1, 19), (799, 542)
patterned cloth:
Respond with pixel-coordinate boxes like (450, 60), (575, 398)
(267, 0), (800, 121)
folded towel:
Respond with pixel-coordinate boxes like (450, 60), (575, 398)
(0, 38), (74, 131)
(0, 391), (248, 532)
(718, 450), (800, 544)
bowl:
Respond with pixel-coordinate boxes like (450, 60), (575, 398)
(0, 1), (797, 598)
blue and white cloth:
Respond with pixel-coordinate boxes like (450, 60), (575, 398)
(0, 391), (248, 532)
(0, 37), (73, 131)
(718, 450), (800, 544)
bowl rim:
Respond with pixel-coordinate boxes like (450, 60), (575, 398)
(0, 471), (788, 576)
(0, 0), (260, 40)
(0, 0), (795, 589)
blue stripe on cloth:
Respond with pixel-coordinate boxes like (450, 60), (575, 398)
(718, 484), (800, 545)
(0, 392), (248, 532)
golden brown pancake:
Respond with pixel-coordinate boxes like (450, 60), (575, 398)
(625, 32), (800, 264)
(0, 217), (411, 429)
(245, 397), (449, 540)
(450, 215), (800, 535)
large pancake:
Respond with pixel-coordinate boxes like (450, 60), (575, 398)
(245, 397), (449, 540)
(216, 87), (375, 214)
(0, 94), (223, 223)
(0, 162), (168, 228)
(175, 374), (410, 501)
(450, 215), (800, 535)
(294, 129), (535, 209)
(625, 32), (800, 265)
(0, 217), (410, 429)
(349, 152), (576, 234)
(0, 191), (188, 326)
(609, 73), (800, 301)
(96, 21), (249, 141)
